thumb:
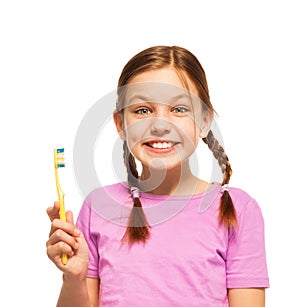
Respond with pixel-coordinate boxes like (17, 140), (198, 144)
(66, 210), (74, 225)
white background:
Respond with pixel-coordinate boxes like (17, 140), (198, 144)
(1, 1), (299, 306)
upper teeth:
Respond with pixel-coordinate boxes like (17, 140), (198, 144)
(151, 142), (173, 149)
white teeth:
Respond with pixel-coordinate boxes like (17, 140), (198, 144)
(151, 142), (173, 149)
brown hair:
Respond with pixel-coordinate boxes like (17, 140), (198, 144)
(116, 46), (237, 244)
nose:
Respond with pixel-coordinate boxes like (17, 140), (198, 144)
(150, 117), (171, 136)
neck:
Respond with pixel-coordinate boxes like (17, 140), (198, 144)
(139, 162), (201, 196)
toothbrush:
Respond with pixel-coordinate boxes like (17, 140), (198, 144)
(54, 148), (67, 265)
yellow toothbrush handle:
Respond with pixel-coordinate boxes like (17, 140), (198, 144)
(59, 193), (68, 265)
(61, 252), (68, 265)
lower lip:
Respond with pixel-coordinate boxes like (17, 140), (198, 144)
(144, 144), (177, 154)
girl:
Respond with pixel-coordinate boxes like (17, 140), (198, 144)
(46, 46), (269, 306)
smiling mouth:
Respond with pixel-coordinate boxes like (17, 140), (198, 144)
(144, 141), (178, 149)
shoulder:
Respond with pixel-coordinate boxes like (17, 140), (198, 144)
(85, 182), (130, 203)
(226, 186), (262, 219)
(79, 182), (131, 224)
(225, 187), (266, 241)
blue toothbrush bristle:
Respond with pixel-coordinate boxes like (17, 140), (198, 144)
(56, 148), (65, 167)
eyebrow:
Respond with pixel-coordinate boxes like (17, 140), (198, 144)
(127, 93), (192, 105)
(127, 94), (151, 104)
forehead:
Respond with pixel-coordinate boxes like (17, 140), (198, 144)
(122, 69), (201, 107)
(128, 68), (199, 97)
(125, 83), (195, 105)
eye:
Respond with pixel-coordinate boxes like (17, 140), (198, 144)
(172, 106), (189, 113)
(135, 107), (151, 115)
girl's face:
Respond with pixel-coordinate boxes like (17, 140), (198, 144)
(114, 68), (212, 172)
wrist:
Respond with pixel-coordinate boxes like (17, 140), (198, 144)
(62, 272), (87, 284)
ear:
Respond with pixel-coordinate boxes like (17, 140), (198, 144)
(113, 112), (126, 141)
(199, 110), (213, 138)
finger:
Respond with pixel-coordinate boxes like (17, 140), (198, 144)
(66, 210), (74, 225)
(47, 228), (79, 252)
(49, 218), (81, 238)
(47, 201), (60, 221)
(47, 241), (75, 260)
(65, 211), (81, 238)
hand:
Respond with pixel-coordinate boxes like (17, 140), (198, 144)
(46, 202), (89, 281)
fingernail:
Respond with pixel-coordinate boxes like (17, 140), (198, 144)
(74, 228), (81, 236)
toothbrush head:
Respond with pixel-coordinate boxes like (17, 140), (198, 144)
(54, 148), (65, 168)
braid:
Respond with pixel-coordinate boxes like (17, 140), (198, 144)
(123, 141), (139, 187)
(122, 142), (150, 244)
(203, 130), (237, 228)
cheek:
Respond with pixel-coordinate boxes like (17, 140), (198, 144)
(176, 118), (200, 151)
(178, 117), (199, 137)
(124, 119), (149, 147)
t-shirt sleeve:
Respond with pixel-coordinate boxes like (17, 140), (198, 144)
(226, 198), (269, 288)
(76, 199), (100, 279)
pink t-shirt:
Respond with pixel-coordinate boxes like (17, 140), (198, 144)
(76, 182), (269, 306)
